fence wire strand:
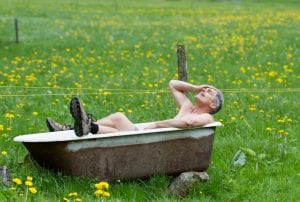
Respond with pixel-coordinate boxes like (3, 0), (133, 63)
(0, 85), (299, 97)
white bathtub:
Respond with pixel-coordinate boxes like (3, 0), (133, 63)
(14, 122), (222, 180)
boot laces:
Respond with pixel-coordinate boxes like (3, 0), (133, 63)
(87, 113), (96, 122)
(62, 124), (72, 130)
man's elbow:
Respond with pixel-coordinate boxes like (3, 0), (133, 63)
(188, 121), (203, 128)
(180, 120), (200, 128)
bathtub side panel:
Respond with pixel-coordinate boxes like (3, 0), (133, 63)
(24, 130), (215, 180)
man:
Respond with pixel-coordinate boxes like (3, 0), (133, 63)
(46, 80), (224, 137)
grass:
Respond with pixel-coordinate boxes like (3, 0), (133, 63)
(0, 0), (299, 201)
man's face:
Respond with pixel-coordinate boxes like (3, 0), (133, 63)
(195, 87), (218, 107)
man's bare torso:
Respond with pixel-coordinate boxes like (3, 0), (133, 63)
(174, 101), (214, 123)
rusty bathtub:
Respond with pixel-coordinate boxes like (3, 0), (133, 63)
(14, 122), (222, 180)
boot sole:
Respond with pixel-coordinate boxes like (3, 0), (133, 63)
(46, 118), (55, 132)
(70, 97), (84, 137)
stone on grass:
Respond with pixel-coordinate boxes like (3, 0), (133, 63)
(168, 171), (209, 197)
(0, 166), (11, 186)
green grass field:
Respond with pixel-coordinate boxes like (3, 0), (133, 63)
(0, 0), (299, 201)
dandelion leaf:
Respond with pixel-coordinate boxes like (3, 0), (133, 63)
(239, 147), (256, 157)
(18, 152), (29, 164)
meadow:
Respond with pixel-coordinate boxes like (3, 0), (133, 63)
(0, 0), (299, 201)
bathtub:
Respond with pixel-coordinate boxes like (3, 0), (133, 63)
(14, 122), (222, 180)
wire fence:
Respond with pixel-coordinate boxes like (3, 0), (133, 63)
(0, 85), (299, 97)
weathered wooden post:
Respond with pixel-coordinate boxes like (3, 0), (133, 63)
(177, 45), (188, 82)
(177, 45), (188, 97)
(15, 18), (19, 43)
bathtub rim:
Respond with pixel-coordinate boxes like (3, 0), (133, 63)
(14, 121), (222, 143)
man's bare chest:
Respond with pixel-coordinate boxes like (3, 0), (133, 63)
(175, 106), (201, 118)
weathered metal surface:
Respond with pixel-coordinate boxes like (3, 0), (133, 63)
(15, 122), (221, 180)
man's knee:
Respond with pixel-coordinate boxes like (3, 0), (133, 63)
(111, 112), (127, 121)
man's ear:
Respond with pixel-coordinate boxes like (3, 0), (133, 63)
(210, 102), (217, 110)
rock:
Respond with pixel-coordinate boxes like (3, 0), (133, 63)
(168, 171), (209, 197)
(0, 166), (11, 186)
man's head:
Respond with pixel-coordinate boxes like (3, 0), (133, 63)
(209, 88), (224, 114)
(195, 86), (224, 114)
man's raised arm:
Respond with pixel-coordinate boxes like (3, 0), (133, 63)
(169, 80), (208, 108)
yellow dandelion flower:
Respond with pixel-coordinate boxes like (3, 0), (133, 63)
(100, 182), (109, 188)
(134, 44), (141, 49)
(12, 178), (22, 185)
(11, 187), (17, 191)
(276, 78), (283, 83)
(207, 75), (213, 82)
(127, 109), (133, 113)
(32, 112), (38, 116)
(6, 127), (12, 131)
(0, 124), (4, 130)
(186, 35), (197, 42)
(5, 113), (14, 118)
(17, 103), (24, 108)
(268, 71), (277, 77)
(103, 91), (111, 96)
(95, 189), (104, 196)
(95, 181), (109, 190)
(240, 66), (246, 73)
(249, 106), (256, 111)
(25, 75), (37, 81)
(266, 127), (272, 131)
(195, 44), (202, 49)
(63, 198), (70, 202)
(29, 187), (37, 194)
(1, 151), (7, 156)
(25, 181), (33, 186)
(27, 176), (33, 181)
(277, 119), (285, 123)
(75, 198), (82, 202)
(278, 130), (288, 136)
(102, 191), (110, 197)
(68, 192), (78, 197)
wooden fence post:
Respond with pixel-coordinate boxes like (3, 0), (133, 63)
(177, 45), (187, 82)
(177, 45), (188, 96)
